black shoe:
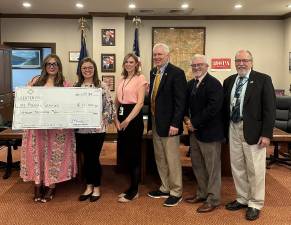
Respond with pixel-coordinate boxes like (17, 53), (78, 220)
(78, 192), (93, 201)
(90, 195), (101, 202)
(147, 190), (170, 199)
(246, 207), (260, 221)
(225, 200), (248, 211)
(163, 195), (182, 207)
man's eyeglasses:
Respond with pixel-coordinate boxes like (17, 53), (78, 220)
(46, 62), (58, 68)
(235, 59), (252, 63)
(81, 67), (94, 71)
(190, 63), (205, 68)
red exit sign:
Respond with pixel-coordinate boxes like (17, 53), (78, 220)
(211, 58), (231, 71)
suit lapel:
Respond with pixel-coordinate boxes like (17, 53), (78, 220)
(227, 75), (236, 100)
(243, 71), (255, 106)
(156, 63), (170, 97)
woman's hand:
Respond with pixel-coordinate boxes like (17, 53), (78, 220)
(120, 118), (130, 130)
(114, 118), (121, 131)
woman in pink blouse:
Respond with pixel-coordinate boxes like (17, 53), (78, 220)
(21, 54), (77, 203)
(115, 53), (148, 202)
(75, 57), (116, 202)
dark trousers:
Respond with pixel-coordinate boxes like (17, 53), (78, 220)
(117, 104), (143, 192)
(75, 132), (106, 187)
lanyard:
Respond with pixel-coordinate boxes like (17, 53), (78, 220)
(121, 75), (134, 100)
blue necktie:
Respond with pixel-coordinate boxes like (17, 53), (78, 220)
(231, 77), (244, 123)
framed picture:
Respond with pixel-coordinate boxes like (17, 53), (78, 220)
(289, 52), (291, 71)
(101, 53), (116, 72)
(101, 29), (115, 46)
(152, 27), (205, 80)
(12, 49), (42, 69)
(102, 75), (115, 91)
(69, 51), (80, 62)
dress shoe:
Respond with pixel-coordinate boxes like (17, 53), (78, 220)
(225, 200), (248, 211)
(184, 196), (206, 204)
(197, 202), (218, 213)
(118, 193), (139, 203)
(78, 192), (93, 201)
(90, 195), (101, 202)
(246, 207), (260, 221)
(41, 187), (56, 203)
(33, 185), (43, 202)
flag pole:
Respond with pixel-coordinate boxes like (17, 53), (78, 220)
(76, 17), (89, 76)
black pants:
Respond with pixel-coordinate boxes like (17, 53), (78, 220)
(75, 132), (106, 187)
(117, 104), (143, 192)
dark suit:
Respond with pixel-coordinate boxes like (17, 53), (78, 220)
(223, 69), (275, 209)
(223, 70), (275, 144)
(148, 63), (187, 136)
(186, 73), (223, 206)
(149, 62), (187, 197)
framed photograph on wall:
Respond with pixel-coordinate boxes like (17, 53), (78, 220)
(101, 29), (115, 46)
(69, 51), (80, 62)
(101, 53), (116, 72)
(12, 49), (42, 68)
(102, 75), (115, 91)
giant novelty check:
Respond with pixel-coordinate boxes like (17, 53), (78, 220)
(12, 87), (102, 129)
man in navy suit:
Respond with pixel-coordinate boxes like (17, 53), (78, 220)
(184, 54), (224, 213)
(223, 50), (275, 221)
(147, 43), (187, 207)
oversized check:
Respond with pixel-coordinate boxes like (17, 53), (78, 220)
(12, 87), (102, 129)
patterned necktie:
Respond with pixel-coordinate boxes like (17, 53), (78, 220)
(151, 70), (161, 115)
(190, 79), (199, 96)
(231, 77), (244, 123)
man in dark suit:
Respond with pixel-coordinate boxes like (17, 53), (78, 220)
(223, 50), (275, 221)
(184, 54), (224, 213)
(147, 43), (187, 207)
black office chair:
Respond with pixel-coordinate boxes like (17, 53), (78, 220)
(268, 96), (291, 167)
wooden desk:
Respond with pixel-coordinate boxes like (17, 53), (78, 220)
(268, 128), (291, 168)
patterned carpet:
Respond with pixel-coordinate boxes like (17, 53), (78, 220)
(0, 144), (290, 225)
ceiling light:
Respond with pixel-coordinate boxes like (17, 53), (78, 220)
(129, 3), (136, 9)
(287, 4), (291, 8)
(234, 4), (243, 9)
(76, 3), (84, 9)
(22, 2), (31, 8)
(181, 3), (189, 9)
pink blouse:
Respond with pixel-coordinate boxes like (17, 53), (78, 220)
(116, 74), (148, 104)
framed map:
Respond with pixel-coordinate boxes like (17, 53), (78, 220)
(152, 27), (206, 80)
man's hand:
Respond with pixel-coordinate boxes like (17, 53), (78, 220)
(168, 126), (179, 136)
(257, 136), (270, 148)
(185, 119), (195, 132)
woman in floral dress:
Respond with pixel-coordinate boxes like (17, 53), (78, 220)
(20, 54), (77, 203)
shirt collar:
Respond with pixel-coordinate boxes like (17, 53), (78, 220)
(157, 62), (169, 75)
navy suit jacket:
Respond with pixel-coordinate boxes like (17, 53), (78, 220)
(148, 63), (187, 137)
(223, 70), (276, 145)
(186, 73), (224, 142)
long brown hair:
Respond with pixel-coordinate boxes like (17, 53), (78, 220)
(33, 54), (64, 87)
(75, 57), (101, 87)
(121, 53), (140, 79)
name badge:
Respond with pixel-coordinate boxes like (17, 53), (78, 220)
(119, 106), (124, 116)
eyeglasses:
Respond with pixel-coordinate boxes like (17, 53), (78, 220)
(81, 66), (94, 71)
(235, 59), (252, 63)
(46, 62), (58, 68)
(190, 63), (205, 68)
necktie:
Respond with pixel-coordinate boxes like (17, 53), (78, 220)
(151, 70), (161, 115)
(230, 77), (244, 123)
(190, 79), (199, 96)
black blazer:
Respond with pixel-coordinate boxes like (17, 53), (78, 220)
(186, 73), (224, 142)
(148, 63), (187, 137)
(223, 70), (276, 145)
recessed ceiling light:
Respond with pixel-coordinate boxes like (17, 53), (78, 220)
(129, 3), (136, 9)
(234, 4), (243, 9)
(76, 3), (84, 9)
(181, 3), (189, 9)
(22, 2), (31, 8)
(287, 4), (291, 8)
